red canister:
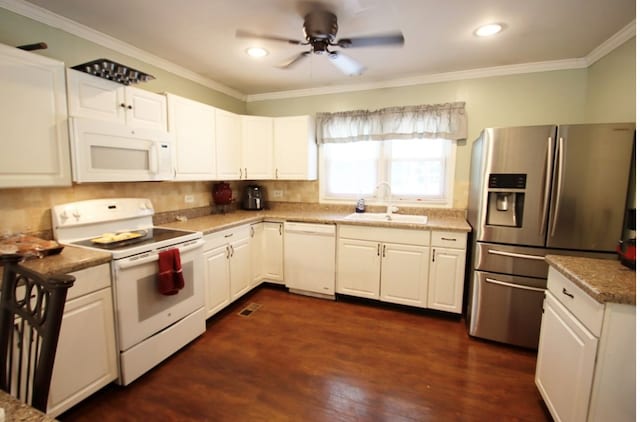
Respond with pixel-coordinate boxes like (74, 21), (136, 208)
(213, 182), (232, 205)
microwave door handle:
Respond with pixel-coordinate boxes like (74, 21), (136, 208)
(149, 143), (159, 174)
(550, 136), (565, 237)
(540, 136), (554, 236)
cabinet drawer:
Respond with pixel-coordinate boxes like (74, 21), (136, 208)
(431, 231), (467, 249)
(547, 267), (604, 337)
(204, 225), (251, 250)
(338, 225), (430, 246)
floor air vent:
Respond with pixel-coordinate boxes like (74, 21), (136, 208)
(238, 303), (262, 317)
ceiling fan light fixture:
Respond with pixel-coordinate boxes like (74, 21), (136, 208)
(246, 47), (268, 58)
(474, 23), (504, 37)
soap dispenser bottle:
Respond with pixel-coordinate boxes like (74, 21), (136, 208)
(355, 198), (366, 213)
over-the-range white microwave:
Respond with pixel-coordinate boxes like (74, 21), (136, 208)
(69, 117), (173, 182)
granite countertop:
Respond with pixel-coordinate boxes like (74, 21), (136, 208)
(546, 255), (636, 305)
(0, 246), (111, 279)
(0, 390), (57, 421)
(160, 207), (471, 235)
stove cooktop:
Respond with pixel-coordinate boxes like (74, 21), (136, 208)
(70, 227), (201, 258)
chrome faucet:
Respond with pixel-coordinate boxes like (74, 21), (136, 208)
(375, 181), (399, 217)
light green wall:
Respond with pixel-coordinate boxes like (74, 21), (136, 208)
(247, 69), (590, 207)
(0, 7), (245, 113)
(585, 38), (636, 122)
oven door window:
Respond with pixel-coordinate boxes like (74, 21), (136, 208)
(114, 244), (204, 351)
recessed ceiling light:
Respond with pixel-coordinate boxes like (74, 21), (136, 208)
(246, 47), (268, 58)
(474, 23), (504, 37)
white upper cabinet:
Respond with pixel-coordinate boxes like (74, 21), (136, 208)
(215, 108), (243, 180)
(67, 68), (167, 130)
(242, 115), (273, 180)
(273, 115), (317, 180)
(0, 43), (71, 188)
(167, 93), (217, 180)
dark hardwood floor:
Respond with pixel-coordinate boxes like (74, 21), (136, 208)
(60, 285), (552, 421)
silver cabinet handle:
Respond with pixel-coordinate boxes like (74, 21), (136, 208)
(487, 249), (545, 261)
(225, 245), (230, 259)
(275, 168), (279, 179)
(244, 168), (247, 179)
(279, 224), (283, 236)
(239, 168), (243, 179)
(550, 136), (565, 237)
(562, 287), (574, 299)
(382, 244), (386, 257)
(432, 249), (436, 262)
(377, 243), (381, 256)
(229, 244), (234, 257)
(440, 237), (457, 242)
(224, 233), (233, 238)
(485, 277), (545, 292)
(540, 136), (554, 235)
(250, 226), (254, 237)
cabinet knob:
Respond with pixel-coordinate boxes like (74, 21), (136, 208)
(127, 105), (133, 110)
(120, 103), (126, 108)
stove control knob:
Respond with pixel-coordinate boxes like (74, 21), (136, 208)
(59, 209), (69, 221)
(72, 208), (81, 220)
(145, 200), (153, 210)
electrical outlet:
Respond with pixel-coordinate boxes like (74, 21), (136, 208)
(272, 190), (283, 199)
(184, 195), (194, 203)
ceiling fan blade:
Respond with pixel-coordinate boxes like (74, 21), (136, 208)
(279, 51), (311, 69)
(337, 32), (404, 48)
(328, 51), (365, 76)
(236, 29), (304, 45)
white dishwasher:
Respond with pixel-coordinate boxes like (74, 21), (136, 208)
(284, 222), (336, 299)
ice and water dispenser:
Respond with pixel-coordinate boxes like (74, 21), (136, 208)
(486, 174), (526, 227)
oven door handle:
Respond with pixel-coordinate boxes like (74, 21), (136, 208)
(115, 239), (204, 270)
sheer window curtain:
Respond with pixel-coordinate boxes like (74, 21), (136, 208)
(316, 102), (467, 144)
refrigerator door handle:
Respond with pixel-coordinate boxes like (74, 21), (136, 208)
(550, 136), (565, 237)
(488, 249), (546, 261)
(485, 277), (546, 292)
(540, 136), (554, 236)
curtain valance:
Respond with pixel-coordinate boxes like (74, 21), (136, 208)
(316, 102), (467, 143)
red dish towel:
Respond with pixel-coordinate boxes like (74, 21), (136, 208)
(157, 248), (185, 295)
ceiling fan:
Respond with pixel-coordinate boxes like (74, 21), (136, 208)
(236, 8), (404, 76)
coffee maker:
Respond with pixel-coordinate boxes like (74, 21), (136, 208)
(242, 185), (264, 210)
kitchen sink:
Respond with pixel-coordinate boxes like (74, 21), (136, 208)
(343, 212), (428, 224)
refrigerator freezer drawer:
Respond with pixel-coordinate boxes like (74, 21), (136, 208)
(474, 243), (549, 278)
(467, 270), (546, 349)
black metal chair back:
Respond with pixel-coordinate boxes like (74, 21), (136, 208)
(0, 254), (75, 412)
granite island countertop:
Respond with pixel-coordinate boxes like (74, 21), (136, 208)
(0, 246), (111, 279)
(0, 389), (57, 421)
(159, 207), (471, 235)
(546, 255), (635, 305)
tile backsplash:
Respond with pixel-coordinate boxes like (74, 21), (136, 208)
(2, 178), (467, 238)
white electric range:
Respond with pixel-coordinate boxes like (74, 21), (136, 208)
(51, 198), (205, 385)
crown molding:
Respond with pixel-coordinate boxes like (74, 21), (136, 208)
(0, 0), (247, 101)
(1, 0), (634, 104)
(584, 19), (636, 66)
(246, 58), (587, 102)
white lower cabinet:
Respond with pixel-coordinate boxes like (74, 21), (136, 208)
(263, 222), (284, 284)
(336, 225), (430, 307)
(203, 225), (251, 318)
(428, 231), (467, 313)
(48, 264), (117, 417)
(250, 223), (265, 288)
(535, 267), (635, 422)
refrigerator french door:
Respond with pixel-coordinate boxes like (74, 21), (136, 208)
(467, 123), (635, 348)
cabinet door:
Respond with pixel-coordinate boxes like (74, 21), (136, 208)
(124, 86), (167, 130)
(250, 223), (264, 287)
(380, 243), (429, 308)
(273, 115), (317, 180)
(535, 292), (598, 422)
(168, 94), (216, 180)
(427, 247), (466, 313)
(336, 238), (380, 299)
(215, 109), (243, 180)
(229, 235), (252, 300)
(0, 45), (71, 187)
(203, 244), (231, 318)
(263, 222), (284, 283)
(242, 115), (273, 179)
(48, 287), (117, 416)
(66, 68), (125, 122)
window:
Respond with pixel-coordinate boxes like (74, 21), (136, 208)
(316, 102), (466, 207)
(321, 138), (455, 206)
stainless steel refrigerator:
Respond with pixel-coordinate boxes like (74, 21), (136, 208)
(466, 123), (635, 349)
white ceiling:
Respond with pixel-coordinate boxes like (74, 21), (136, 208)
(15, 0), (638, 98)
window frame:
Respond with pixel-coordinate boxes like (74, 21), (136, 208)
(318, 138), (456, 208)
